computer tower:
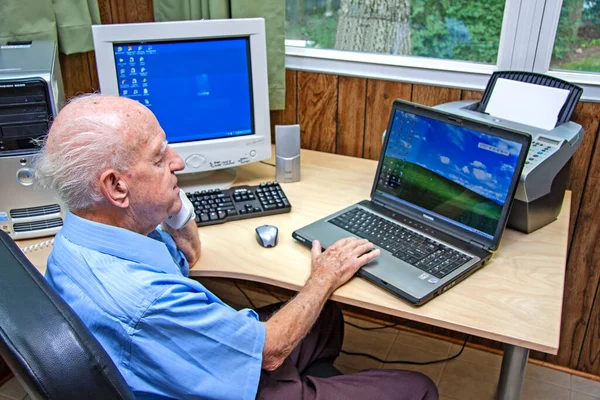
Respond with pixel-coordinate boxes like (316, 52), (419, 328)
(0, 40), (65, 239)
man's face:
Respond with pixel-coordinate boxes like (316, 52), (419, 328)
(126, 118), (185, 225)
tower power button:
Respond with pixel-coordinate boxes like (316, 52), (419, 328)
(16, 168), (34, 186)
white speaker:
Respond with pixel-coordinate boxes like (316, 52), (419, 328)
(275, 124), (301, 183)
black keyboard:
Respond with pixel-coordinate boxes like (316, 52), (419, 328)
(186, 181), (291, 227)
(329, 208), (472, 279)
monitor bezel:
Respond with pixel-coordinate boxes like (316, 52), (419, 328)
(92, 19), (271, 176)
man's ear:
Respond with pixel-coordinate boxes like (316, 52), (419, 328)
(99, 169), (130, 209)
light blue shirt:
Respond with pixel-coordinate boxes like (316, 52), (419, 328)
(45, 212), (265, 400)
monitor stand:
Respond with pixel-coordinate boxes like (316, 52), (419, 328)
(176, 168), (237, 193)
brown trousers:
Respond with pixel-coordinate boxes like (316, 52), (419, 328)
(256, 302), (439, 400)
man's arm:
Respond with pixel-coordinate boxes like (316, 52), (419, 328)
(261, 238), (380, 371)
(161, 218), (201, 266)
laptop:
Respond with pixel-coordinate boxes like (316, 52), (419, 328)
(293, 99), (531, 306)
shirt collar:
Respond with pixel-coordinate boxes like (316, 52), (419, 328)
(60, 211), (177, 273)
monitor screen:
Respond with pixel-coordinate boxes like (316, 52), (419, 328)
(112, 38), (254, 143)
(375, 109), (523, 240)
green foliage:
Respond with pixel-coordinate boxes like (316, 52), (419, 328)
(553, 0), (584, 60)
(582, 0), (600, 27)
(301, 14), (338, 49)
(285, 4), (338, 49)
(555, 56), (600, 72)
(410, 0), (505, 63)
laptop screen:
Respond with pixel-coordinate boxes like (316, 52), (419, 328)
(374, 109), (523, 240)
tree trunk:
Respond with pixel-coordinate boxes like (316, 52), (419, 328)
(335, 0), (411, 55)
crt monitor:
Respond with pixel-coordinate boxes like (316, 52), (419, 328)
(92, 19), (271, 191)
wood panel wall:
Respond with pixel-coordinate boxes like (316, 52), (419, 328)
(29, 0), (600, 376)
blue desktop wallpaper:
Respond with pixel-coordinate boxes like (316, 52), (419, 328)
(113, 38), (254, 143)
(376, 109), (523, 238)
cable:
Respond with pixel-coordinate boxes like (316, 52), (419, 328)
(340, 335), (470, 365)
(234, 281), (256, 309)
(20, 238), (54, 254)
(260, 161), (276, 167)
(236, 282), (467, 365)
(344, 320), (401, 331)
(265, 288), (285, 302)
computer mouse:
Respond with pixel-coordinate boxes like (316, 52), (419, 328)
(256, 225), (278, 248)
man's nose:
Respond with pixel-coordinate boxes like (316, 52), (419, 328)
(169, 149), (185, 172)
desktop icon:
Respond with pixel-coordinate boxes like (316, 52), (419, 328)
(120, 68), (125, 74)
(133, 89), (138, 94)
(143, 88), (148, 94)
(144, 99), (150, 104)
(138, 45), (143, 50)
(141, 67), (146, 73)
(132, 78), (137, 84)
(119, 58), (124, 63)
(117, 46), (122, 52)
(131, 67), (136, 73)
(129, 57), (134, 63)
(143, 78), (147, 82)
(128, 46), (132, 51)
(121, 79), (126, 84)
(123, 90), (128, 95)
(139, 57), (144, 62)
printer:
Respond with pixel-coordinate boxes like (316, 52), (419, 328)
(435, 71), (583, 233)
(0, 40), (65, 239)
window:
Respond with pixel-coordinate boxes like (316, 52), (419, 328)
(285, 0), (506, 64)
(285, 0), (600, 100)
(550, 0), (600, 73)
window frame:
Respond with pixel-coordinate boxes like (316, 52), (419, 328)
(284, 0), (600, 102)
(533, 0), (600, 99)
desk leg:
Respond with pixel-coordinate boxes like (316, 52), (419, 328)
(497, 345), (529, 400)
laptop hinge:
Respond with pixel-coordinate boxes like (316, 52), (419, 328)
(373, 200), (385, 207)
(469, 240), (489, 250)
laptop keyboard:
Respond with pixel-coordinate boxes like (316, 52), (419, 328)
(329, 208), (473, 279)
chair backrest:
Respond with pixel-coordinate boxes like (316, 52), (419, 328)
(0, 230), (135, 400)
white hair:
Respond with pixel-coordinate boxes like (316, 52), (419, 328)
(34, 94), (139, 211)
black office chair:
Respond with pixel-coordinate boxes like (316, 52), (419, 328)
(0, 230), (135, 400)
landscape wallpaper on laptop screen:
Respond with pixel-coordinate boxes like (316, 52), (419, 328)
(376, 110), (522, 237)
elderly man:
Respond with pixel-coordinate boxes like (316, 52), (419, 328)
(35, 94), (438, 400)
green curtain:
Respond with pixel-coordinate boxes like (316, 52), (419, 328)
(0, 0), (100, 55)
(154, 0), (286, 110)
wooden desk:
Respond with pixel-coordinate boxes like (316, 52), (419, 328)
(19, 148), (569, 400)
(193, 149), (569, 399)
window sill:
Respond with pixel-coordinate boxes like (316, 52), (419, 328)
(285, 46), (600, 102)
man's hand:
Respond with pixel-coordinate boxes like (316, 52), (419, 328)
(261, 236), (379, 371)
(310, 238), (380, 293)
(161, 218), (201, 266)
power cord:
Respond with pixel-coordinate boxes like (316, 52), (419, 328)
(344, 320), (401, 331)
(235, 283), (469, 365)
(234, 281), (256, 309)
(260, 161), (276, 167)
(340, 335), (470, 365)
(265, 288), (285, 302)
